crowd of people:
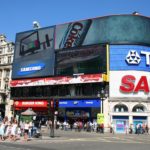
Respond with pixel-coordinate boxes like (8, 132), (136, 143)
(0, 116), (41, 142)
(0, 116), (149, 142)
(46, 119), (105, 133)
(47, 120), (149, 135)
(129, 123), (149, 134)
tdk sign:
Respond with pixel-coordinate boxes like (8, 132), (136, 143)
(126, 50), (141, 64)
(18, 62), (45, 76)
(126, 50), (150, 66)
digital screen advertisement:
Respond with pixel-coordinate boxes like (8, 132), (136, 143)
(55, 15), (150, 49)
(12, 26), (55, 79)
(56, 45), (106, 76)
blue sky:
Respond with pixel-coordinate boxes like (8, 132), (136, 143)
(0, 0), (149, 42)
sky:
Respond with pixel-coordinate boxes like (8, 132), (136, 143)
(0, 0), (150, 42)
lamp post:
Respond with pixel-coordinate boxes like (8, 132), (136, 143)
(97, 88), (108, 114)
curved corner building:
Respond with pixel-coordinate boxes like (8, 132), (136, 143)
(11, 14), (150, 133)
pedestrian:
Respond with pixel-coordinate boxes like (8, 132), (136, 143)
(10, 119), (18, 141)
(145, 124), (149, 134)
(0, 121), (6, 141)
(110, 122), (114, 134)
(24, 121), (30, 141)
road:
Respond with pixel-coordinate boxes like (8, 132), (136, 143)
(0, 129), (150, 150)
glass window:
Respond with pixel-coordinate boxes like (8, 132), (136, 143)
(5, 70), (10, 78)
(132, 105), (145, 112)
(114, 104), (128, 112)
(0, 70), (2, 77)
(8, 56), (12, 63)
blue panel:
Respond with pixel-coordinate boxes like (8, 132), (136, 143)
(59, 99), (100, 108)
(133, 116), (147, 120)
(113, 116), (129, 120)
(110, 45), (150, 72)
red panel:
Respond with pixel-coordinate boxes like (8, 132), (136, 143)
(14, 100), (48, 108)
(10, 74), (103, 87)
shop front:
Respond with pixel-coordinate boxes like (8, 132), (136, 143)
(133, 116), (147, 133)
(58, 99), (100, 123)
(14, 100), (48, 124)
(112, 116), (129, 134)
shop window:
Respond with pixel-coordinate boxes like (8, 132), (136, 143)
(132, 105), (145, 112)
(114, 104), (128, 112)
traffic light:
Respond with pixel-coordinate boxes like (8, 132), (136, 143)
(55, 100), (59, 111)
(50, 100), (54, 109)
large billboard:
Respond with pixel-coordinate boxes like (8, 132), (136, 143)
(55, 15), (150, 49)
(12, 26), (55, 79)
(12, 15), (150, 79)
(110, 71), (150, 97)
(109, 45), (150, 98)
(55, 45), (106, 76)
(110, 45), (150, 72)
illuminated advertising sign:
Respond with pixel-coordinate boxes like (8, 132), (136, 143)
(12, 26), (55, 79)
(55, 15), (150, 49)
(110, 71), (150, 97)
(10, 74), (103, 87)
(59, 99), (100, 108)
(110, 45), (150, 72)
(55, 45), (106, 76)
(110, 45), (150, 97)
(14, 100), (48, 108)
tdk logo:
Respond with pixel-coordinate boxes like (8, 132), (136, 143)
(126, 50), (150, 66)
(126, 50), (141, 64)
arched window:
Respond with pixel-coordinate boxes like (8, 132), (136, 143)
(132, 104), (146, 112)
(114, 104), (128, 112)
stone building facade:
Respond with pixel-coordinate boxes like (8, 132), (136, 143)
(0, 34), (14, 119)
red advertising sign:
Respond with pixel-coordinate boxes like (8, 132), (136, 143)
(10, 74), (103, 87)
(120, 75), (149, 93)
(14, 100), (48, 108)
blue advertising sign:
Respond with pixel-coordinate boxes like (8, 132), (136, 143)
(110, 45), (150, 72)
(12, 26), (55, 79)
(59, 99), (100, 108)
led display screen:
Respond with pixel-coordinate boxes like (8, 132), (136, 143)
(55, 45), (106, 76)
(12, 26), (55, 79)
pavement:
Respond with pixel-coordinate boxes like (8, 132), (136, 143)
(1, 127), (150, 144)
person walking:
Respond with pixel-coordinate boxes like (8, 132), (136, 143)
(10, 119), (18, 141)
(110, 122), (114, 134)
(24, 121), (30, 141)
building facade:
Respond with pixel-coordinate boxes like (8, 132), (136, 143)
(0, 34), (14, 119)
(10, 14), (150, 133)
(109, 45), (150, 133)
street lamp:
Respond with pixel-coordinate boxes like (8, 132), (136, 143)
(97, 88), (108, 114)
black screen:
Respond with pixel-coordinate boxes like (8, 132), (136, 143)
(55, 45), (106, 76)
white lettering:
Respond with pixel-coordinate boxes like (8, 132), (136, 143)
(86, 101), (93, 104)
(22, 102), (34, 105)
(20, 66), (42, 72)
(59, 102), (67, 104)
(141, 51), (150, 65)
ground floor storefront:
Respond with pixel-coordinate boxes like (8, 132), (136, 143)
(13, 99), (101, 125)
(109, 99), (150, 134)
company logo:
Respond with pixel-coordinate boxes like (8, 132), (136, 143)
(14, 101), (19, 106)
(120, 75), (150, 93)
(17, 62), (45, 76)
(126, 50), (141, 64)
(73, 101), (79, 105)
